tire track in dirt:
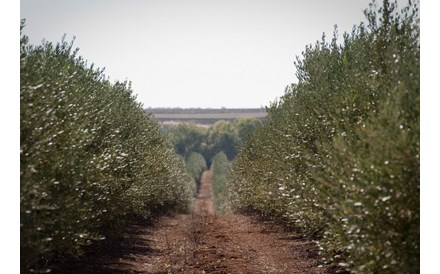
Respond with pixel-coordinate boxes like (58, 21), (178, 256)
(61, 171), (338, 273)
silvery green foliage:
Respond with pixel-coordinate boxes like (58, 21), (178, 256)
(20, 23), (193, 272)
(211, 152), (231, 213)
(229, 1), (419, 273)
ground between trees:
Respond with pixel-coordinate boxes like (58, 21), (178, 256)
(60, 171), (343, 273)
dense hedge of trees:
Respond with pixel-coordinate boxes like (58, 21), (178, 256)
(229, 1), (419, 273)
(20, 23), (193, 272)
(163, 118), (260, 166)
(210, 152), (231, 213)
(164, 123), (208, 160)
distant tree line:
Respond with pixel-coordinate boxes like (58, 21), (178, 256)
(163, 118), (261, 166)
(164, 119), (259, 208)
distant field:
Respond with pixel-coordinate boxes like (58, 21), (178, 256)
(145, 108), (266, 126)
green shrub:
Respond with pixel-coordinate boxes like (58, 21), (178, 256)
(20, 24), (193, 272)
(211, 152), (231, 213)
(185, 152), (208, 194)
(230, 1), (419, 273)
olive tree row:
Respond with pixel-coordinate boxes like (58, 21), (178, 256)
(230, 1), (419, 272)
(20, 24), (193, 272)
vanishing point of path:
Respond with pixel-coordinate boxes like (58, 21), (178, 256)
(62, 171), (338, 273)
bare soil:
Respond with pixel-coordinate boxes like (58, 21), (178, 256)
(60, 171), (340, 273)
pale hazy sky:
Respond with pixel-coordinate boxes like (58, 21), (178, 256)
(20, 0), (408, 108)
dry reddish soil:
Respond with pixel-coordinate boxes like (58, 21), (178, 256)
(60, 171), (341, 273)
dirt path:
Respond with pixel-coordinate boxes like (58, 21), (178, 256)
(62, 171), (337, 273)
(193, 171), (215, 217)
